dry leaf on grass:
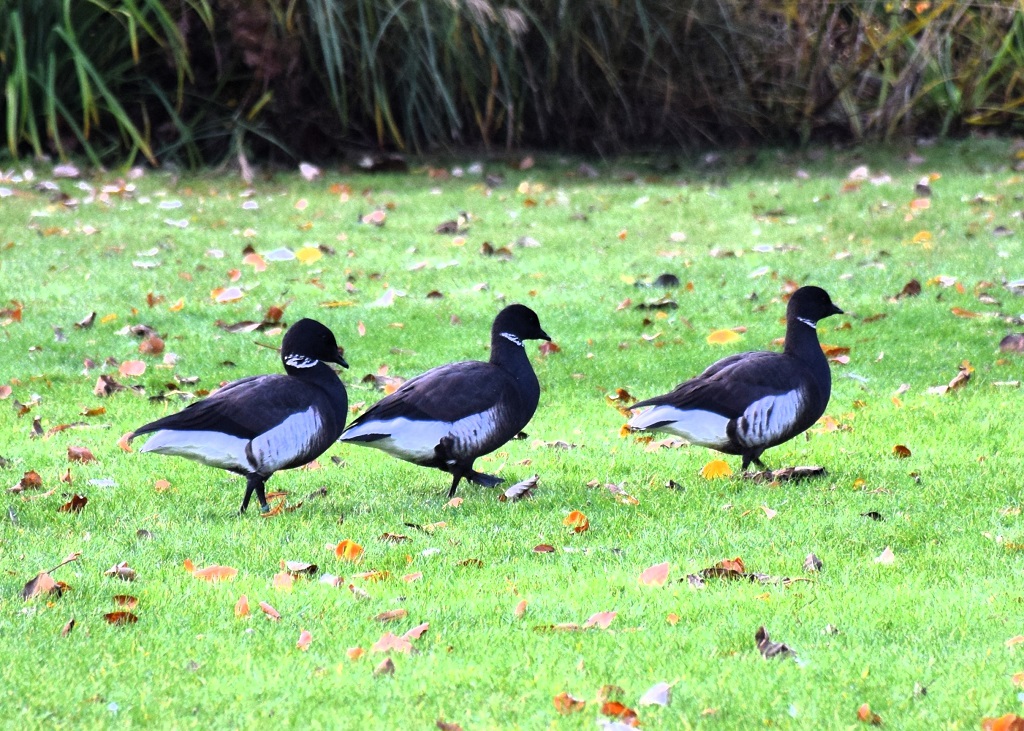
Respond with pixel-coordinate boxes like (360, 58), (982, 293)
(755, 626), (795, 659)
(639, 562), (670, 586)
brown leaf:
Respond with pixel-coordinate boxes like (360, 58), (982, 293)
(296, 629), (313, 651)
(951, 307), (980, 319)
(113, 595), (139, 610)
(533, 544), (556, 553)
(374, 657), (396, 676)
(67, 446), (96, 463)
(803, 553), (823, 572)
(457, 558), (484, 568)
(513, 600), (528, 618)
(436, 720), (463, 731)
(1000, 333), (1024, 353)
(283, 560), (319, 576)
(259, 601), (281, 620)
(234, 595), (250, 617)
(498, 474), (539, 502)
(553, 692), (586, 714)
(755, 625), (795, 659)
(273, 572), (295, 590)
(58, 494), (88, 513)
(8, 470), (42, 493)
(75, 312), (96, 329)
(118, 360), (146, 377)
(104, 562), (137, 581)
(895, 279), (921, 299)
(403, 622), (430, 641)
(372, 632), (413, 654)
(94, 375), (125, 397)
(892, 444), (912, 458)
(375, 608), (409, 623)
(104, 611), (139, 626)
(702, 557), (746, 579)
(21, 572), (63, 600)
(61, 618), (76, 637)
(139, 335), (165, 355)
(379, 532), (410, 543)
(538, 341), (560, 357)
(190, 564), (238, 581)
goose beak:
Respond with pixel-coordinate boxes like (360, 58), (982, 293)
(830, 304), (844, 316)
(333, 348), (350, 368)
(538, 327), (551, 342)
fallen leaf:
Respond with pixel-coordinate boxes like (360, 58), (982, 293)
(514, 600), (528, 618)
(21, 572), (63, 600)
(984, 715), (1024, 731)
(104, 562), (136, 581)
(273, 572), (295, 591)
(259, 601), (281, 620)
(372, 632), (413, 654)
(755, 625), (795, 659)
(347, 647), (365, 660)
(375, 608), (409, 623)
(707, 329), (742, 345)
(8, 470), (43, 493)
(951, 307), (980, 319)
(563, 510), (589, 533)
(234, 595), (250, 617)
(804, 553), (823, 572)
(700, 459), (733, 480)
(58, 494), (88, 513)
(498, 474), (538, 502)
(61, 618), (76, 637)
(403, 622), (430, 641)
(600, 700), (640, 727)
(335, 539), (364, 562)
(118, 360), (146, 377)
(374, 657), (396, 676)
(875, 546), (895, 565)
(67, 446), (96, 463)
(296, 630), (313, 651)
(104, 611), (139, 625)
(190, 564), (238, 581)
(533, 544), (556, 553)
(401, 572), (422, 583)
(639, 562), (670, 586)
(583, 611), (617, 630)
(113, 595), (138, 609)
(857, 703), (882, 725)
(445, 497), (464, 509)
(553, 692), (586, 714)
(892, 444), (912, 458)
(638, 681), (672, 707)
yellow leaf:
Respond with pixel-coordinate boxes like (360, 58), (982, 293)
(706, 329), (741, 345)
(911, 230), (932, 243)
(700, 459), (733, 480)
(295, 246), (322, 264)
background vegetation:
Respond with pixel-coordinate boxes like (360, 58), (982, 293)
(3, 1), (1024, 166)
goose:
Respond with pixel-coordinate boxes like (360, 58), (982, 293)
(628, 286), (843, 470)
(340, 304), (550, 497)
(128, 318), (349, 513)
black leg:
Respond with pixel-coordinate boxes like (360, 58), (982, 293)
(447, 472), (462, 499)
(240, 474), (267, 514)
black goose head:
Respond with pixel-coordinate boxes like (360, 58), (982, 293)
(787, 286), (843, 328)
(281, 318), (349, 371)
(491, 304), (551, 347)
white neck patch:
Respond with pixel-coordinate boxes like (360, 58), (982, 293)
(499, 332), (523, 347)
(285, 354), (319, 369)
(796, 317), (817, 330)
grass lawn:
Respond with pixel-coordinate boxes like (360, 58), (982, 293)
(1, 139), (1023, 729)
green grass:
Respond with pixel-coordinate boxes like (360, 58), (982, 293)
(1, 139), (1024, 729)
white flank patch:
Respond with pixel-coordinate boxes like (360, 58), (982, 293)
(341, 407), (501, 463)
(140, 429), (251, 472)
(736, 390), (803, 447)
(628, 406), (730, 449)
(250, 407), (324, 473)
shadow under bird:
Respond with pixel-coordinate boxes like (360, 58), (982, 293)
(340, 304), (550, 498)
(627, 286), (844, 470)
(127, 318), (349, 513)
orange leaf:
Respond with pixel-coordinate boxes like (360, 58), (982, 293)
(296, 629), (313, 651)
(227, 268), (242, 283)
(640, 562), (670, 586)
(335, 539), (364, 562)
(168, 298), (185, 312)
(403, 622), (429, 641)
(375, 608), (409, 623)
(191, 564), (238, 581)
(951, 307), (980, 319)
(857, 703), (882, 725)
(553, 692), (586, 714)
(563, 510), (589, 533)
(445, 497), (464, 509)
(118, 360), (146, 377)
(700, 459), (733, 480)
(601, 701), (640, 726)
(371, 631), (413, 654)
(234, 595), (250, 617)
(242, 251), (266, 271)
(984, 715), (1024, 731)
(400, 572), (422, 583)
(346, 647), (365, 661)
(706, 329), (742, 345)
(514, 600), (528, 618)
(259, 601), (281, 620)
(666, 612), (680, 625)
(892, 444), (912, 458)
